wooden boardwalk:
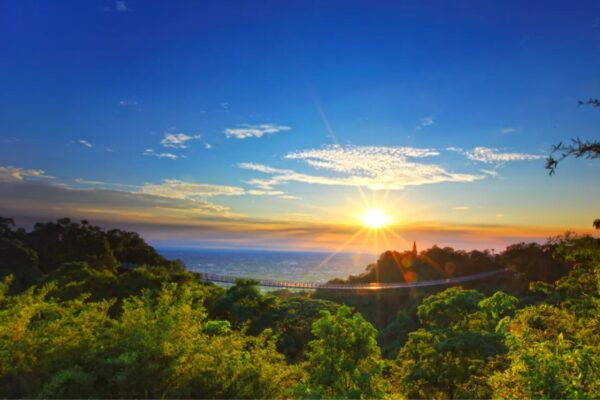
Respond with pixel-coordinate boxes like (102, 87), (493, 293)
(199, 267), (512, 290)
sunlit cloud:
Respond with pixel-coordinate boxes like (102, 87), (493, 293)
(160, 132), (201, 149)
(247, 189), (286, 196)
(0, 170), (303, 227)
(0, 172), (594, 252)
(278, 194), (302, 200)
(240, 163), (293, 175)
(241, 145), (480, 191)
(224, 123), (291, 139)
(0, 166), (48, 182)
(139, 179), (296, 201)
(500, 127), (517, 134)
(79, 139), (93, 148)
(285, 145), (440, 172)
(465, 147), (543, 163)
(0, 180), (234, 222)
(139, 179), (245, 200)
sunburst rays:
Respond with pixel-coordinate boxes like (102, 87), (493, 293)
(299, 189), (413, 282)
(303, 88), (413, 280)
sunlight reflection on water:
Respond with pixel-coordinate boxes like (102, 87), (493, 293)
(158, 249), (374, 283)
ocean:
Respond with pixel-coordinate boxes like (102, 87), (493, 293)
(158, 248), (376, 283)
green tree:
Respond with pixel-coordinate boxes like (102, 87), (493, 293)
(0, 238), (41, 293)
(498, 242), (568, 284)
(27, 218), (117, 273)
(479, 291), (519, 321)
(377, 307), (419, 359)
(490, 305), (599, 399)
(491, 235), (600, 399)
(0, 280), (300, 399)
(393, 288), (518, 399)
(0, 217), (15, 238)
(270, 296), (340, 362)
(392, 328), (506, 399)
(297, 305), (388, 399)
(417, 286), (484, 329)
(210, 278), (279, 332)
(105, 228), (172, 267)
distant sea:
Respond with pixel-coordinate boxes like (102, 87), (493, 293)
(158, 248), (376, 283)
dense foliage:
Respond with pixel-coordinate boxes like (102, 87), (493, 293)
(0, 216), (598, 399)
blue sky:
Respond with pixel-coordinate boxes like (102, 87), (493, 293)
(1, 0), (599, 251)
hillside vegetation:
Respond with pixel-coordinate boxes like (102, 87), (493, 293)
(0, 217), (598, 399)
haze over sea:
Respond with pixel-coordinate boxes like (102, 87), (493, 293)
(159, 248), (375, 283)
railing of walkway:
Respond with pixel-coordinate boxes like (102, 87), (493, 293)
(199, 267), (512, 290)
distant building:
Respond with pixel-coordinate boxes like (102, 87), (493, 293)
(412, 241), (417, 256)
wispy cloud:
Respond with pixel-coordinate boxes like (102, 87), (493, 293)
(452, 206), (470, 211)
(160, 132), (201, 149)
(143, 149), (178, 160)
(74, 178), (105, 185)
(0, 179), (234, 221)
(247, 189), (287, 196)
(115, 1), (129, 12)
(105, 1), (130, 12)
(286, 145), (439, 173)
(0, 166), (47, 182)
(277, 194), (301, 200)
(0, 169), (594, 252)
(465, 147), (543, 164)
(500, 127), (517, 134)
(481, 169), (498, 177)
(140, 180), (245, 200)
(0, 136), (18, 144)
(225, 124), (291, 139)
(416, 116), (434, 130)
(240, 163), (293, 175)
(74, 178), (139, 189)
(241, 145), (480, 191)
(0, 165), (301, 224)
(78, 140), (93, 148)
(139, 179), (295, 201)
(119, 99), (141, 111)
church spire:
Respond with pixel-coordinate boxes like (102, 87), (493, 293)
(412, 241), (417, 256)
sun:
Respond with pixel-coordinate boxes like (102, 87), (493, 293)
(361, 208), (390, 229)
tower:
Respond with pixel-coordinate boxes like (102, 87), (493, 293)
(412, 241), (417, 256)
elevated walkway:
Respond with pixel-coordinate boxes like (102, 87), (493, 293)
(199, 267), (512, 290)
